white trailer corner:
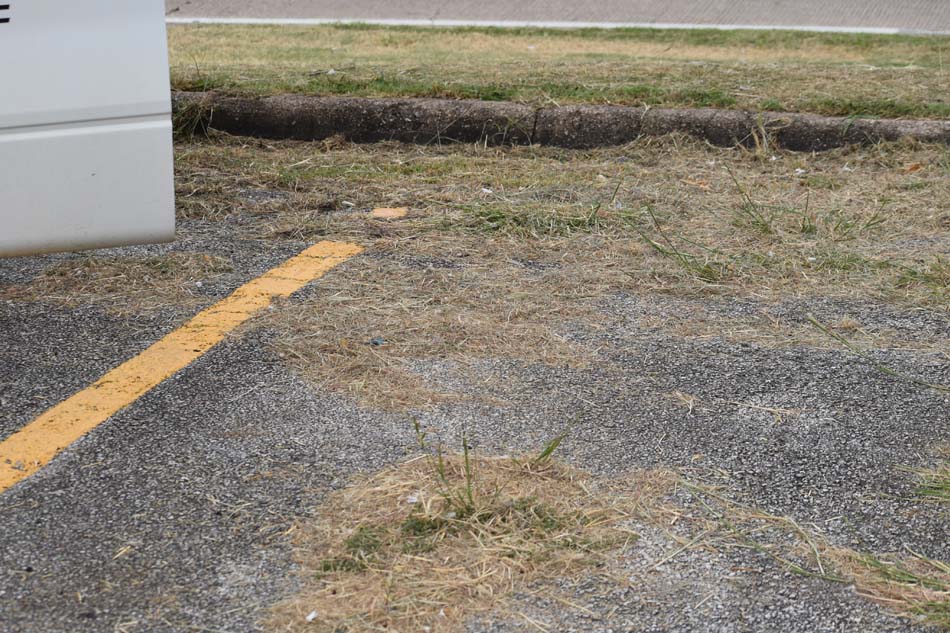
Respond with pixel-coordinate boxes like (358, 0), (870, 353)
(0, 1), (175, 257)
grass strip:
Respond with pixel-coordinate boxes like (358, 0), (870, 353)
(168, 24), (950, 119)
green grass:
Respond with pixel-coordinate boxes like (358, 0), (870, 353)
(169, 24), (950, 119)
(326, 23), (948, 50)
(808, 97), (950, 119)
(847, 552), (950, 628)
(344, 526), (384, 556)
(916, 462), (950, 503)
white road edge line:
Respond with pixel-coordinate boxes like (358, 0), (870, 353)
(164, 17), (948, 35)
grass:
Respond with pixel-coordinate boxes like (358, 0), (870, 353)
(682, 482), (950, 629)
(831, 549), (950, 628)
(268, 442), (673, 632)
(166, 134), (950, 406)
(271, 437), (950, 632)
(168, 23), (950, 118)
(915, 450), (950, 504)
(0, 252), (233, 315)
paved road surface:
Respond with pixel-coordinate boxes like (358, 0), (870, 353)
(165, 0), (950, 34)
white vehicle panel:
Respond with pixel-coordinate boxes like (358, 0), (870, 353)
(0, 1), (174, 256)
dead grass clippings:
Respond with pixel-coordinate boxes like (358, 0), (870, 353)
(0, 252), (233, 315)
(828, 548), (950, 629)
(672, 479), (950, 630)
(167, 135), (950, 408)
(268, 446), (950, 633)
(263, 235), (629, 410)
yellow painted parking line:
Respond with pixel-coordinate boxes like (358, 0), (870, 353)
(0, 241), (363, 493)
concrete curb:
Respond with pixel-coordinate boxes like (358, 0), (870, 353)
(173, 92), (950, 152)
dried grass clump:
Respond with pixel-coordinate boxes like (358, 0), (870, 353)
(0, 252), (232, 314)
(270, 450), (675, 633)
(270, 453), (949, 632)
(828, 549), (950, 628)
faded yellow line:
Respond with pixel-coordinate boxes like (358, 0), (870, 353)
(0, 241), (363, 492)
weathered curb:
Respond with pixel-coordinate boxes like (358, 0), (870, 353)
(173, 92), (950, 152)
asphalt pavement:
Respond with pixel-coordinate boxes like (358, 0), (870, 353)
(165, 0), (950, 34)
(2, 214), (948, 631)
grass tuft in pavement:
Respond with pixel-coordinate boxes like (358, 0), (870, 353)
(680, 480), (950, 629)
(269, 437), (674, 632)
(830, 549), (950, 628)
(274, 446), (950, 632)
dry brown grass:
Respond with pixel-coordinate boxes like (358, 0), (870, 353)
(170, 134), (950, 407)
(269, 448), (677, 633)
(176, 135), (950, 310)
(262, 235), (621, 410)
(0, 252), (232, 315)
(829, 549), (950, 628)
(170, 25), (882, 69)
(665, 480), (950, 629)
(270, 449), (949, 632)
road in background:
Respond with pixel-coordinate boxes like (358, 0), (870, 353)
(165, 0), (950, 34)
